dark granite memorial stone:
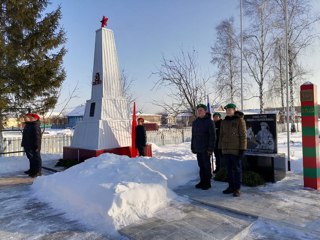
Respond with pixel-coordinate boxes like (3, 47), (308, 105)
(244, 114), (277, 154)
(243, 114), (286, 182)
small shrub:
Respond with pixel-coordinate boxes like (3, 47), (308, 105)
(243, 171), (265, 187)
(214, 168), (228, 182)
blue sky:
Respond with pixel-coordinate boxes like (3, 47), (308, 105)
(49, 0), (320, 114)
(48, 0), (239, 113)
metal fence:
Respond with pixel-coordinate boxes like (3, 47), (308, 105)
(147, 128), (191, 146)
(0, 128), (192, 157)
(2, 135), (72, 157)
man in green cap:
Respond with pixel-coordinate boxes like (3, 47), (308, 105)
(191, 104), (216, 190)
(219, 103), (247, 197)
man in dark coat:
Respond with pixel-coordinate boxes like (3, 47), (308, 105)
(21, 113), (42, 178)
(135, 117), (147, 156)
(191, 104), (216, 190)
(213, 112), (222, 173)
(219, 104), (247, 197)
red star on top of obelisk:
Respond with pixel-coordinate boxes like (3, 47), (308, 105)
(100, 16), (108, 28)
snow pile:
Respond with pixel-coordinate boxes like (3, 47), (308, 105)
(32, 146), (198, 237)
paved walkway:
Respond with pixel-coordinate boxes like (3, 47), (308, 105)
(0, 169), (111, 240)
(121, 202), (254, 240)
(121, 173), (320, 240)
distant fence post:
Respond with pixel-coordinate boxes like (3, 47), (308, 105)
(181, 129), (185, 142)
(161, 132), (165, 146)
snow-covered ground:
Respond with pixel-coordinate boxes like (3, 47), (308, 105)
(0, 154), (61, 175)
(277, 132), (303, 174)
(0, 132), (305, 238)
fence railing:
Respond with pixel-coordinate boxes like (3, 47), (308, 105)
(2, 135), (72, 157)
(0, 128), (192, 157)
(147, 128), (191, 146)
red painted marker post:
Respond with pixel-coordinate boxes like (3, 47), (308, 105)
(131, 102), (138, 158)
(300, 82), (320, 189)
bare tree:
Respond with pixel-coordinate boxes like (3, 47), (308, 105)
(120, 69), (136, 106)
(54, 81), (80, 118)
(273, 0), (319, 131)
(211, 17), (241, 104)
(243, 0), (275, 113)
(267, 38), (286, 109)
(153, 49), (210, 117)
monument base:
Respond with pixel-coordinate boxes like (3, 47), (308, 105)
(244, 153), (286, 183)
(63, 144), (152, 162)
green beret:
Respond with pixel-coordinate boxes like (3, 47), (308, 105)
(213, 112), (221, 118)
(224, 103), (237, 110)
(196, 104), (207, 111)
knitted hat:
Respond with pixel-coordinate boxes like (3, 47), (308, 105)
(196, 104), (207, 111)
(224, 103), (237, 110)
(26, 113), (40, 120)
(137, 117), (144, 122)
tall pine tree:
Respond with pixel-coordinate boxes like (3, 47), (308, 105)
(0, 0), (66, 120)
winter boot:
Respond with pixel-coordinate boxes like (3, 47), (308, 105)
(223, 187), (234, 194)
(24, 170), (31, 174)
(195, 182), (204, 189)
(29, 172), (42, 178)
(233, 189), (241, 197)
(201, 183), (211, 190)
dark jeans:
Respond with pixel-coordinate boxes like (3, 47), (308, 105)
(224, 154), (242, 190)
(137, 146), (145, 156)
(25, 148), (42, 174)
(213, 148), (222, 172)
(197, 152), (212, 185)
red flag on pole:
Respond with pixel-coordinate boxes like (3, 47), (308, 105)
(131, 102), (137, 157)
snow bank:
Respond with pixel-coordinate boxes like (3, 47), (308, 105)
(32, 145), (198, 237)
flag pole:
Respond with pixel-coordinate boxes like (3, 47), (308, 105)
(285, 0), (291, 171)
(240, 0), (244, 111)
(131, 102), (137, 158)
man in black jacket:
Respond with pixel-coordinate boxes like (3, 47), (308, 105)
(135, 117), (147, 156)
(191, 104), (216, 190)
(21, 113), (42, 178)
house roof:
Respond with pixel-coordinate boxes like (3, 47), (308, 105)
(137, 113), (162, 117)
(177, 112), (193, 117)
(67, 105), (85, 117)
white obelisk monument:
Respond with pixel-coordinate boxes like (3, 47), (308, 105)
(71, 17), (131, 150)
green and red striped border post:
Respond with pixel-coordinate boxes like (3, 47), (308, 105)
(300, 82), (320, 189)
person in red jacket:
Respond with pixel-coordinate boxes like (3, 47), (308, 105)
(135, 118), (147, 156)
(21, 113), (42, 178)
